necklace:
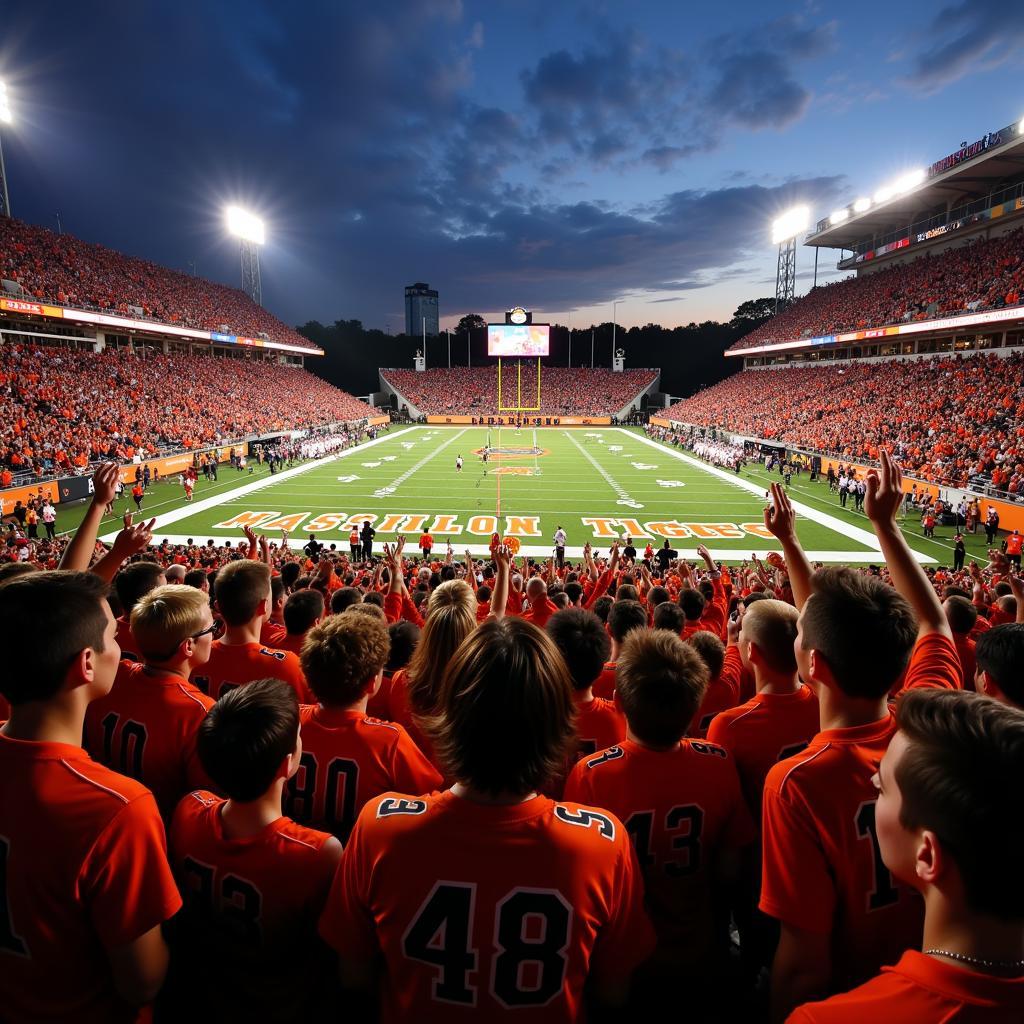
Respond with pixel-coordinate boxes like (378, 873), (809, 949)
(925, 949), (1024, 971)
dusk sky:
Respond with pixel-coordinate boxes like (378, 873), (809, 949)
(3, 1), (1022, 333)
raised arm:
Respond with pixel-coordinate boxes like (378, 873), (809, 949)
(464, 549), (478, 592)
(865, 450), (950, 638)
(489, 545), (511, 620)
(89, 513), (157, 582)
(59, 463), (119, 572)
(762, 483), (813, 610)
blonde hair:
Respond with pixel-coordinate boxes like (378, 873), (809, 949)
(741, 598), (799, 674)
(131, 584), (210, 662)
(407, 579), (477, 719)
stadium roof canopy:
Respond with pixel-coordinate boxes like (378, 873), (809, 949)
(806, 118), (1024, 252)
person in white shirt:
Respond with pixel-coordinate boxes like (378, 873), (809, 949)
(456, 455), (463, 473)
(553, 525), (567, 570)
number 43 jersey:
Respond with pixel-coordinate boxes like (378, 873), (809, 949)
(319, 789), (656, 1023)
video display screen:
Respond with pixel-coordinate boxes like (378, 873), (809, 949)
(487, 324), (550, 356)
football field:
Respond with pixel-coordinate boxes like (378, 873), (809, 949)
(91, 426), (965, 565)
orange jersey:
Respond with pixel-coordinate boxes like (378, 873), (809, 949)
(0, 732), (181, 1023)
(706, 685), (820, 821)
(573, 696), (627, 757)
(761, 633), (960, 990)
(260, 619), (288, 647)
(166, 791), (338, 1020)
(786, 949), (1024, 1023)
(284, 706), (442, 841)
(195, 640), (311, 703)
(320, 789), (655, 1023)
(83, 661), (213, 819)
(366, 668), (395, 719)
(592, 661), (617, 700)
(386, 668), (440, 770)
(564, 738), (754, 958)
(274, 632), (308, 657)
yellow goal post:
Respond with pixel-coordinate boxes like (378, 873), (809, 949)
(497, 357), (542, 412)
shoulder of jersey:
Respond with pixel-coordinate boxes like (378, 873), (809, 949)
(258, 646), (293, 661)
(174, 681), (214, 711)
(278, 816), (335, 853)
(549, 800), (623, 847)
(765, 741), (830, 794)
(62, 753), (154, 807)
(366, 790), (437, 825)
(362, 715), (402, 735)
(582, 744), (627, 771)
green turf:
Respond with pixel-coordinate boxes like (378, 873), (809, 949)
(75, 425), (987, 566)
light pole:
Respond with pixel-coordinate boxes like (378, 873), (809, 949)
(0, 82), (13, 219)
(225, 206), (266, 306)
(612, 300), (622, 369)
(771, 206), (809, 315)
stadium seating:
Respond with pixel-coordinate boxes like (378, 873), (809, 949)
(0, 217), (318, 350)
(729, 226), (1024, 351)
(0, 344), (375, 478)
(663, 352), (1024, 491)
(381, 365), (658, 416)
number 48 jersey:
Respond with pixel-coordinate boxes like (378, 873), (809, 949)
(319, 789), (655, 1023)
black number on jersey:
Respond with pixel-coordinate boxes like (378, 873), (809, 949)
(403, 883), (571, 1008)
(100, 712), (148, 780)
(284, 753), (360, 840)
(377, 797), (427, 817)
(0, 837), (28, 957)
(585, 746), (624, 769)
(625, 804), (704, 876)
(690, 740), (727, 759)
(553, 805), (615, 841)
(181, 857), (263, 943)
(855, 801), (900, 911)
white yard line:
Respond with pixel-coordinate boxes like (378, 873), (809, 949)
(623, 429), (936, 564)
(372, 428), (469, 498)
(564, 430), (642, 510)
(99, 426), (418, 542)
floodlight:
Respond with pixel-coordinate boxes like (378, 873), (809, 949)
(0, 82), (11, 125)
(829, 208), (849, 225)
(771, 205), (810, 245)
(225, 206), (265, 245)
(853, 197), (871, 213)
(894, 168), (925, 193)
(874, 185), (895, 205)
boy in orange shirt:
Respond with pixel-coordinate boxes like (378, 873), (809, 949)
(546, 607), (627, 759)
(167, 678), (341, 1020)
(286, 612), (441, 841)
(0, 571), (181, 1023)
(197, 560), (311, 702)
(760, 458), (962, 1021)
(564, 628), (753, 1008)
(84, 584), (216, 819)
(788, 691), (1024, 1022)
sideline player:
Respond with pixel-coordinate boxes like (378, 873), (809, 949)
(455, 454), (463, 473)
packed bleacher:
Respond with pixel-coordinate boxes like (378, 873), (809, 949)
(0, 217), (319, 350)
(0, 344), (375, 480)
(382, 365), (658, 416)
(729, 226), (1024, 351)
(3, 450), (1023, 1022)
(663, 351), (1024, 491)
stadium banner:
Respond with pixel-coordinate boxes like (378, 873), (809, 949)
(649, 416), (671, 428)
(113, 444), (246, 488)
(0, 480), (60, 516)
(57, 474), (94, 503)
(367, 415), (390, 426)
(0, 298), (65, 319)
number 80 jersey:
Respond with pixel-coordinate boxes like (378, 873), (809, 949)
(319, 789), (656, 1023)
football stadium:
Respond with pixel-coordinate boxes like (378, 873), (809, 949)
(2, 6), (1024, 1024)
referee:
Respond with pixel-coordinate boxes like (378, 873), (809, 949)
(553, 525), (567, 570)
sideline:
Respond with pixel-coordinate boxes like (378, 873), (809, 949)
(99, 427), (418, 542)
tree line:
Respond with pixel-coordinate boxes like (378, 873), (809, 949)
(297, 297), (774, 401)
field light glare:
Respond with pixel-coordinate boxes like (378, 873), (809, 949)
(225, 206), (265, 245)
(771, 205), (810, 245)
(0, 82), (11, 124)
(829, 208), (849, 225)
(853, 197), (871, 213)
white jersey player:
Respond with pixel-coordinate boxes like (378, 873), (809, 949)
(456, 455), (464, 472)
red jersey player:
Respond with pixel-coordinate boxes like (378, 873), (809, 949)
(564, 629), (754, 1008)
(0, 571), (181, 1022)
(788, 691), (1024, 1022)
(286, 611), (441, 840)
(166, 678), (341, 1020)
(319, 617), (655, 1022)
(759, 462), (962, 1020)
(84, 584), (215, 819)
(197, 559), (311, 702)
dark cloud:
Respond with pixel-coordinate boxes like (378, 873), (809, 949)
(708, 53), (810, 129)
(903, 0), (1024, 92)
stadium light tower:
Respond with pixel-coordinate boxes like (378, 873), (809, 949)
(225, 205), (265, 306)
(0, 82), (13, 218)
(771, 205), (809, 315)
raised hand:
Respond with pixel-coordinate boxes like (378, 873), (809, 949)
(864, 449), (904, 530)
(763, 483), (797, 543)
(111, 517), (156, 560)
(91, 462), (120, 510)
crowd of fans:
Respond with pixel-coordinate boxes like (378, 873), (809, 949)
(0, 344), (375, 482)
(664, 352), (1024, 491)
(730, 226), (1024, 351)
(381, 365), (658, 417)
(0, 217), (319, 350)
(2, 453), (1023, 1022)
